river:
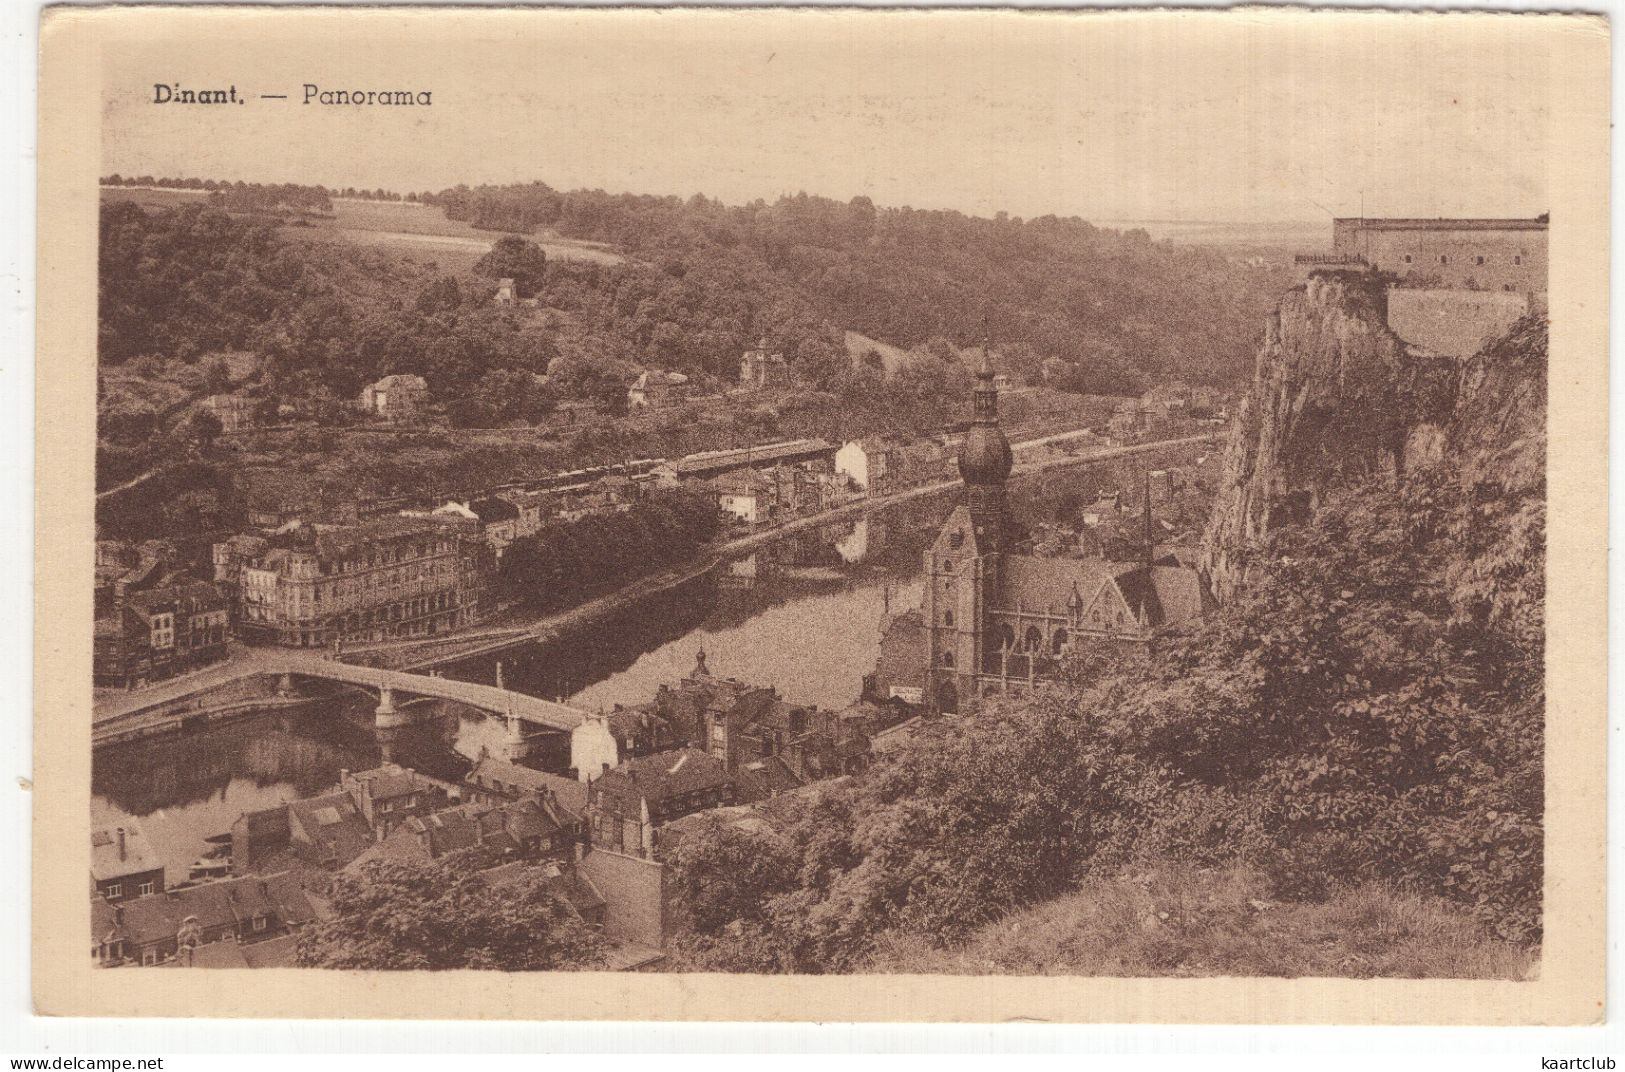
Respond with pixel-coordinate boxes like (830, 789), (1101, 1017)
(91, 451), (1195, 885)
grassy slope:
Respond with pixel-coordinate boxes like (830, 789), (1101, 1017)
(99, 187), (624, 267)
(865, 866), (1534, 980)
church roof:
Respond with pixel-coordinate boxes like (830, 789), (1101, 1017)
(996, 555), (1210, 630)
(997, 555), (1134, 613)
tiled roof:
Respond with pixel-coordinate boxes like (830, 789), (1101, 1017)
(95, 871), (316, 949)
(592, 748), (731, 815)
(484, 860), (607, 917)
(123, 580), (227, 618)
(346, 765), (431, 801)
(997, 555), (1132, 615)
(286, 792), (374, 865)
(350, 797), (567, 869)
(467, 757), (587, 816)
(673, 439), (835, 475)
(734, 757), (805, 802)
(1147, 565), (1212, 627)
(470, 497), (520, 523)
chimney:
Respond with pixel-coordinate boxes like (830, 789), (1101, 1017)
(117, 827), (127, 861)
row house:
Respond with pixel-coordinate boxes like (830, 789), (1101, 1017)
(834, 438), (898, 496)
(709, 470), (778, 525)
(90, 822), (165, 902)
(465, 754), (589, 817)
(345, 793), (582, 871)
(214, 515), (486, 648)
(433, 497), (522, 556)
(92, 871), (316, 968)
(94, 539), (176, 615)
(585, 748), (736, 860)
(93, 576), (229, 689)
(230, 764), (456, 873)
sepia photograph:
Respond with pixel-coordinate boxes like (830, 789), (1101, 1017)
(30, 5), (1608, 1024)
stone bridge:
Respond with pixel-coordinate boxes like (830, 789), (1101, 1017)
(92, 653), (590, 748)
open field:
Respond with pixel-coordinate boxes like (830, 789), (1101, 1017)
(100, 186), (625, 266)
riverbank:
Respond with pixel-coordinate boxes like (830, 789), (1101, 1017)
(360, 431), (1217, 671)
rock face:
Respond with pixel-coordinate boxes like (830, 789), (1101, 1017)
(1200, 274), (1464, 601)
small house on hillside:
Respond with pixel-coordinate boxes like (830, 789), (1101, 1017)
(739, 339), (789, 389)
(359, 374), (429, 423)
(627, 370), (692, 410)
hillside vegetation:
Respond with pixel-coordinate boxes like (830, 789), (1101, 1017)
(661, 314), (1545, 976)
(868, 865), (1534, 979)
(100, 181), (1291, 402)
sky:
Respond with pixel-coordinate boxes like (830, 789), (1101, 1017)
(100, 9), (1557, 224)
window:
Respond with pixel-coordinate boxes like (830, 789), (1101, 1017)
(142, 949), (158, 966)
(104, 883), (122, 900)
(137, 881), (154, 897)
(941, 651), (955, 668)
(1439, 255), (1449, 265)
(1402, 254), (1412, 264)
(1514, 255), (1523, 265)
(943, 610), (954, 628)
(253, 916), (268, 932)
(1475, 255), (1486, 265)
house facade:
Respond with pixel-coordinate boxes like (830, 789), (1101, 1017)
(359, 374), (429, 422)
(94, 578), (230, 689)
(216, 515), (486, 647)
(91, 823), (165, 902)
(92, 871), (316, 968)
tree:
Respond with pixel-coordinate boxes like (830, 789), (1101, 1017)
(296, 854), (608, 971)
(472, 235), (548, 299)
(202, 357), (234, 394)
(181, 409), (223, 450)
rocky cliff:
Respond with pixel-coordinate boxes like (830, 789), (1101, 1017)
(1202, 272), (1540, 601)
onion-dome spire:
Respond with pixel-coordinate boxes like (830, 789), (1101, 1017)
(957, 325), (1014, 547)
(958, 333), (1014, 487)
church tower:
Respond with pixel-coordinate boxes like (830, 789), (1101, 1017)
(922, 346), (1013, 713)
(960, 346), (1014, 547)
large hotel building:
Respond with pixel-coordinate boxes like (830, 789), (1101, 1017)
(214, 516), (487, 648)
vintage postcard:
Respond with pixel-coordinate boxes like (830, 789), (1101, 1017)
(34, 6), (1608, 1022)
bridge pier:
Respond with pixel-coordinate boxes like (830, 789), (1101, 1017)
(501, 711), (530, 763)
(276, 672), (296, 698)
(374, 685), (410, 730)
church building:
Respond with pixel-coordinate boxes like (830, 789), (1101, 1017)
(919, 350), (1212, 713)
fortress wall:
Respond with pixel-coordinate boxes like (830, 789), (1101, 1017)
(1386, 288), (1530, 358)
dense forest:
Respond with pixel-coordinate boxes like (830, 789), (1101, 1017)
(425, 182), (1289, 392)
